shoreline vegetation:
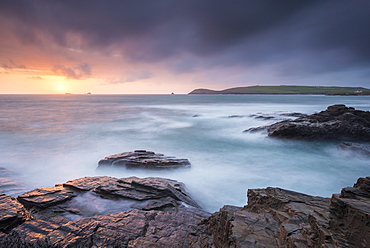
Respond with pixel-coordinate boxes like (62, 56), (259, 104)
(188, 85), (370, 95)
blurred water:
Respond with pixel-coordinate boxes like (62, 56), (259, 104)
(0, 94), (369, 212)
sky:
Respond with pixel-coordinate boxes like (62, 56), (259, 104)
(0, 1), (369, 94)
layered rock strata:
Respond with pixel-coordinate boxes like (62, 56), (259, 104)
(1, 176), (211, 247)
(98, 150), (191, 170)
(201, 177), (370, 248)
(0, 176), (369, 247)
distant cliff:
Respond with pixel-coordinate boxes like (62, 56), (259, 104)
(189, 85), (370, 95)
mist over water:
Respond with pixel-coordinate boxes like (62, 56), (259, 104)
(0, 94), (369, 212)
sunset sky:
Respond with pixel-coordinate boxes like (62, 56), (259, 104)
(0, 1), (369, 94)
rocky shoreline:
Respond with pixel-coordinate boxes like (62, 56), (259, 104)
(0, 175), (369, 247)
(1, 104), (369, 247)
(245, 104), (370, 141)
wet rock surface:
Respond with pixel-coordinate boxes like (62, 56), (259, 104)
(17, 176), (201, 222)
(1, 176), (211, 247)
(0, 176), (369, 247)
(245, 105), (370, 140)
(200, 177), (370, 248)
(0, 194), (30, 233)
(98, 150), (191, 170)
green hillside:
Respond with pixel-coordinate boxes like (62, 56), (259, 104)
(189, 86), (370, 95)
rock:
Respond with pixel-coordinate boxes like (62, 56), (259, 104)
(243, 125), (268, 133)
(255, 115), (275, 120)
(330, 177), (370, 247)
(1, 176), (370, 247)
(199, 177), (370, 248)
(17, 176), (200, 222)
(0, 176), (211, 247)
(262, 105), (370, 140)
(0, 207), (211, 248)
(228, 115), (246, 118)
(280, 112), (307, 118)
(17, 185), (78, 209)
(202, 188), (334, 247)
(98, 150), (191, 170)
(0, 194), (31, 233)
(337, 142), (370, 157)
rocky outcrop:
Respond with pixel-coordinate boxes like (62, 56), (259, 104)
(0, 194), (31, 233)
(201, 177), (370, 248)
(1, 176), (211, 247)
(245, 105), (370, 140)
(17, 176), (200, 221)
(98, 150), (191, 170)
(202, 188), (333, 247)
(338, 142), (370, 157)
(1, 176), (370, 247)
(330, 177), (370, 247)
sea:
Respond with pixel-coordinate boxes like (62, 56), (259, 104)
(0, 94), (369, 212)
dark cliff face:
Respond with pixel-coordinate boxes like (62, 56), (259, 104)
(0, 176), (369, 247)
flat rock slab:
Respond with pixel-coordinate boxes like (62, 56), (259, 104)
(17, 176), (200, 222)
(0, 176), (211, 247)
(98, 150), (191, 170)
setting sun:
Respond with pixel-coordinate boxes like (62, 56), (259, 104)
(58, 85), (65, 90)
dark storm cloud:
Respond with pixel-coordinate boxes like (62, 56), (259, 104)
(0, 0), (369, 79)
(53, 63), (91, 80)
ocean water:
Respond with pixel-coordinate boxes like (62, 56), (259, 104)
(0, 94), (369, 212)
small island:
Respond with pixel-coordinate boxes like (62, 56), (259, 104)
(189, 85), (370, 95)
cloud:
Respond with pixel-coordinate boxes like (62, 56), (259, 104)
(0, 0), (369, 87)
(53, 63), (91, 80)
(105, 69), (153, 84)
(28, 76), (42, 79)
(2, 58), (26, 70)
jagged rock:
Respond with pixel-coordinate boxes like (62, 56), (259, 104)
(200, 177), (370, 248)
(249, 105), (370, 140)
(0, 176), (211, 247)
(0, 207), (211, 247)
(0, 194), (31, 233)
(202, 188), (334, 247)
(330, 177), (370, 247)
(1, 176), (370, 247)
(337, 142), (370, 157)
(98, 150), (191, 170)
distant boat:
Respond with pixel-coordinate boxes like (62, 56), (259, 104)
(65, 93), (72, 95)
(86, 92), (92, 95)
(171, 92), (174, 95)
